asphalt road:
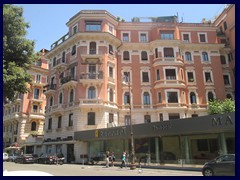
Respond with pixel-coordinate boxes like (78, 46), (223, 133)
(3, 162), (202, 176)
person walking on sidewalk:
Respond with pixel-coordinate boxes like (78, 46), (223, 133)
(106, 150), (110, 168)
(120, 151), (126, 168)
(110, 152), (115, 167)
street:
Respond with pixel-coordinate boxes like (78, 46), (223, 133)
(3, 162), (202, 176)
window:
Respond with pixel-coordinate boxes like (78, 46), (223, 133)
(59, 92), (63, 104)
(185, 52), (192, 61)
(199, 34), (206, 42)
(70, 66), (75, 78)
(161, 31), (174, 40)
(167, 92), (178, 103)
(109, 113), (114, 123)
(165, 69), (176, 80)
(183, 34), (190, 42)
(228, 53), (233, 62)
(143, 92), (150, 105)
(108, 24), (114, 34)
(36, 74), (41, 83)
(53, 57), (56, 67)
(202, 52), (209, 62)
(71, 45), (76, 56)
(164, 48), (174, 57)
(69, 113), (73, 126)
(34, 88), (40, 99)
(69, 89), (74, 102)
(58, 116), (62, 128)
(72, 25), (77, 35)
(197, 139), (208, 151)
(31, 122), (37, 131)
(220, 55), (226, 64)
(122, 33), (129, 42)
(89, 42), (97, 54)
(205, 72), (212, 82)
(124, 115), (130, 125)
(33, 105), (38, 112)
(124, 92), (130, 105)
(123, 72), (130, 83)
(88, 112), (95, 125)
(158, 92), (162, 103)
(156, 69), (160, 80)
(62, 51), (66, 63)
(223, 21), (227, 30)
(123, 51), (130, 60)
(109, 67), (113, 78)
(109, 89), (114, 102)
(141, 51), (148, 61)
(142, 72), (149, 82)
(85, 21), (101, 31)
(169, 113), (180, 120)
(140, 33), (147, 42)
(190, 92), (197, 104)
(144, 115), (151, 123)
(109, 45), (113, 55)
(88, 86), (96, 99)
(36, 60), (42, 66)
(187, 72), (194, 82)
(50, 96), (53, 106)
(223, 75), (230, 85)
(155, 48), (158, 58)
(48, 118), (52, 130)
(208, 92), (214, 101)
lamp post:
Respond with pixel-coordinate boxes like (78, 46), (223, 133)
(123, 72), (136, 170)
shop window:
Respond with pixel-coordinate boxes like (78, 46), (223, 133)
(197, 139), (208, 151)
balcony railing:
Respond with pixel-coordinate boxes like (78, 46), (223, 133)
(79, 72), (103, 80)
(61, 75), (77, 85)
(46, 84), (57, 91)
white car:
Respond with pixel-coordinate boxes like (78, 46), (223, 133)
(3, 153), (8, 161)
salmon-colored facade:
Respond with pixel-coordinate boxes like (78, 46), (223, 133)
(41, 9), (234, 163)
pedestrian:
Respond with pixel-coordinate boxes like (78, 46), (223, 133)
(125, 152), (129, 167)
(110, 152), (115, 167)
(105, 150), (110, 168)
(120, 151), (126, 168)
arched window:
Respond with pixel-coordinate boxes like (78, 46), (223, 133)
(31, 121), (37, 131)
(190, 92), (197, 104)
(89, 42), (96, 54)
(59, 92), (63, 104)
(141, 51), (148, 61)
(202, 52), (209, 62)
(109, 89), (114, 102)
(185, 52), (192, 61)
(208, 92), (214, 102)
(123, 51), (130, 60)
(50, 96), (53, 106)
(143, 92), (150, 105)
(88, 86), (96, 99)
(69, 89), (74, 102)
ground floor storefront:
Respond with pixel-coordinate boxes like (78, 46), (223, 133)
(75, 112), (235, 165)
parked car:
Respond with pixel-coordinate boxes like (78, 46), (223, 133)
(202, 154), (235, 176)
(32, 154), (39, 163)
(37, 154), (55, 164)
(14, 154), (35, 164)
(3, 153), (9, 162)
(8, 154), (19, 162)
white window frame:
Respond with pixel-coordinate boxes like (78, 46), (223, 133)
(140, 68), (151, 85)
(69, 88), (75, 103)
(36, 74), (41, 83)
(108, 23), (114, 35)
(203, 70), (214, 84)
(121, 31), (131, 42)
(181, 32), (191, 43)
(139, 32), (148, 42)
(163, 67), (178, 81)
(198, 32), (208, 43)
(122, 50), (132, 63)
(206, 90), (216, 103)
(86, 85), (98, 99)
(165, 89), (180, 104)
(188, 91), (198, 105)
(141, 90), (152, 108)
(140, 51), (150, 63)
(72, 24), (78, 35)
(185, 70), (196, 83)
(223, 73), (231, 86)
(201, 51), (211, 63)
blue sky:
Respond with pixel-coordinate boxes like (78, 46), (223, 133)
(15, 4), (227, 52)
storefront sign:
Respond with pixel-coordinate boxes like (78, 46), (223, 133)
(96, 127), (127, 138)
(152, 123), (172, 131)
(212, 114), (233, 126)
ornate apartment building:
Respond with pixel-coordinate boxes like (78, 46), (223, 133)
(3, 49), (49, 154)
(43, 9), (234, 163)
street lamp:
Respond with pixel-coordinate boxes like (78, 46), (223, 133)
(123, 72), (136, 170)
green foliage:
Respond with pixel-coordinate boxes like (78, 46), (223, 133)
(208, 99), (235, 115)
(3, 4), (37, 101)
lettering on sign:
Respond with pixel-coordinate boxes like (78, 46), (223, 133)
(152, 124), (172, 131)
(97, 127), (127, 138)
(212, 115), (233, 126)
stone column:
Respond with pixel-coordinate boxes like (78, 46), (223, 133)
(155, 137), (160, 164)
(183, 136), (190, 164)
(219, 133), (227, 155)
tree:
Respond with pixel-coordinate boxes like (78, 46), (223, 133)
(3, 4), (37, 102)
(208, 99), (235, 115)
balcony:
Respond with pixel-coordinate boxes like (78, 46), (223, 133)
(29, 109), (44, 119)
(50, 104), (65, 115)
(52, 59), (68, 72)
(60, 75), (78, 89)
(44, 84), (57, 95)
(81, 50), (104, 64)
(79, 72), (103, 86)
